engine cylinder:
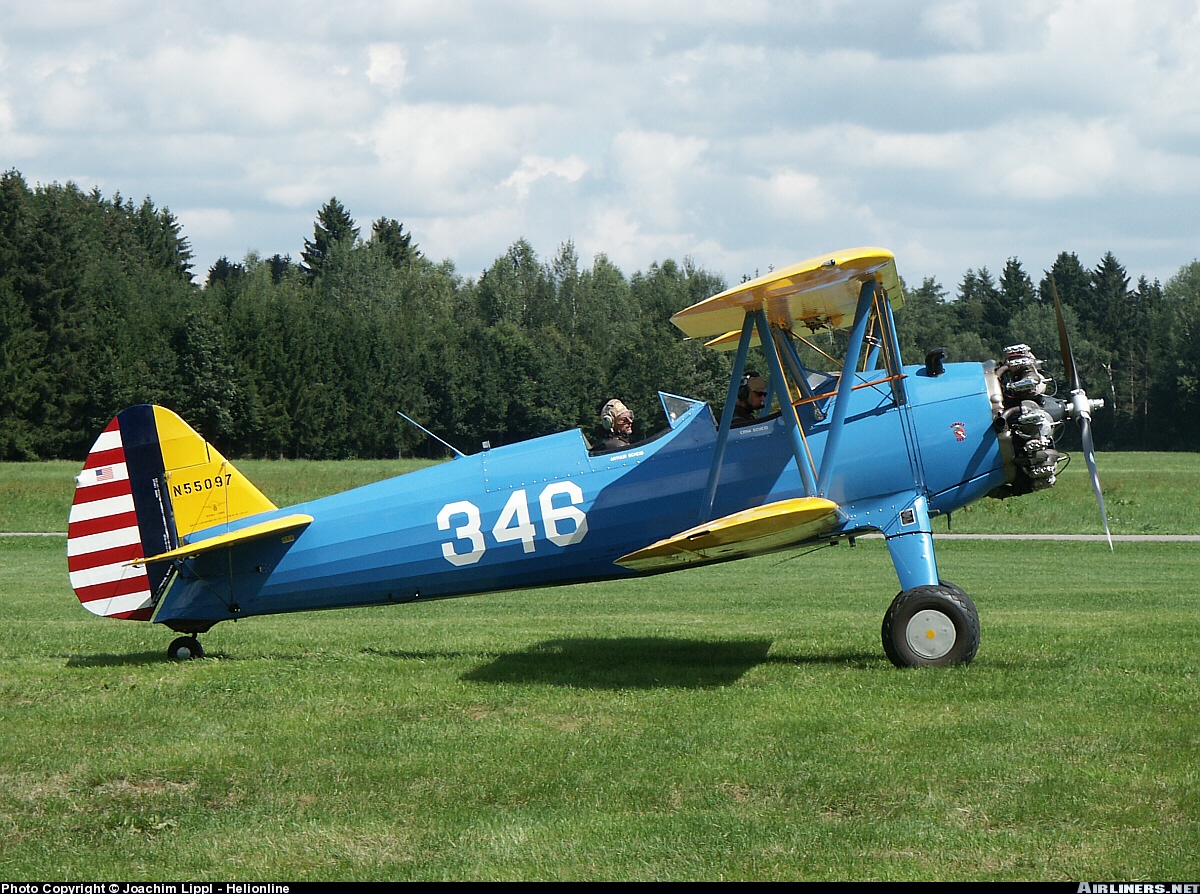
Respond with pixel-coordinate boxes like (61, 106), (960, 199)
(989, 345), (1065, 494)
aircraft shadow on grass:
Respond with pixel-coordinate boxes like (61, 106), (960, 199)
(65, 639), (878, 679)
(455, 636), (880, 688)
(67, 651), (175, 668)
(458, 636), (771, 688)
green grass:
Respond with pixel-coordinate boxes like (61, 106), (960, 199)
(2, 455), (1198, 878)
(935, 451), (1200, 535)
(2, 535), (1198, 878)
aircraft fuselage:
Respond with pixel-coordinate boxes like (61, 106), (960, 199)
(154, 360), (1007, 630)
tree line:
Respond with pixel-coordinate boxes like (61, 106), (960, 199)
(2, 168), (1198, 461)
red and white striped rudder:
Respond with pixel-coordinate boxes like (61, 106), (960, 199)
(67, 416), (157, 620)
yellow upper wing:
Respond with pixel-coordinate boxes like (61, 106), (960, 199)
(670, 247), (902, 341)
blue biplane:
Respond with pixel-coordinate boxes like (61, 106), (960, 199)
(66, 247), (1107, 666)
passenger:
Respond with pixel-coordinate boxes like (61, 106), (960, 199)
(732, 373), (767, 425)
(591, 399), (634, 453)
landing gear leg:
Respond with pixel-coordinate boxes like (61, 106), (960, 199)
(167, 635), (204, 661)
(882, 583), (979, 668)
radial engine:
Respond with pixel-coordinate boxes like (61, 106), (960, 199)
(988, 343), (1104, 497)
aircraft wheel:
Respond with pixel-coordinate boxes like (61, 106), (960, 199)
(939, 579), (966, 597)
(882, 584), (979, 668)
(167, 636), (204, 661)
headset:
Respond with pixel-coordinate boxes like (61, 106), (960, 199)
(738, 371), (762, 402)
(600, 399), (631, 432)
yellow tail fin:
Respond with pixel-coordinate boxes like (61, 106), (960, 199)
(151, 406), (276, 538)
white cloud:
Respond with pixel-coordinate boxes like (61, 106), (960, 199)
(4, 0), (148, 32)
(920, 0), (987, 51)
(366, 43), (407, 94)
(610, 130), (709, 230)
(978, 118), (1124, 200)
(503, 154), (588, 200)
(175, 206), (237, 248)
(144, 36), (368, 132)
(578, 205), (701, 276)
(358, 103), (536, 211)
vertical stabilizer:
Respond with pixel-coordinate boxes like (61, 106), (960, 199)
(67, 405), (276, 620)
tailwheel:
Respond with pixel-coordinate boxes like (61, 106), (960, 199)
(882, 583), (979, 668)
(167, 635), (204, 661)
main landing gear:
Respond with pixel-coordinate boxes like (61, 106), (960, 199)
(881, 581), (979, 668)
(167, 635), (204, 661)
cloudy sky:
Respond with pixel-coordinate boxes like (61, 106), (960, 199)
(4, 0), (1199, 292)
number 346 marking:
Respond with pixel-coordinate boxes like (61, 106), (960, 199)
(436, 482), (588, 567)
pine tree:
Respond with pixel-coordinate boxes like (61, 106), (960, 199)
(301, 198), (359, 279)
(369, 217), (418, 269)
(133, 199), (194, 281)
(1041, 252), (1091, 321)
(991, 258), (1035, 349)
(956, 267), (999, 351)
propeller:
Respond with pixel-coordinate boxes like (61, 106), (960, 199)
(1050, 277), (1112, 550)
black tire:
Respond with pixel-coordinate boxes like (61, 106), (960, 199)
(881, 584), (979, 668)
(167, 635), (203, 661)
(938, 579), (966, 597)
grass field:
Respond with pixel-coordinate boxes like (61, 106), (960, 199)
(0, 455), (1197, 880)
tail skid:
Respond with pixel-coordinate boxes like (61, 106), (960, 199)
(67, 405), (276, 620)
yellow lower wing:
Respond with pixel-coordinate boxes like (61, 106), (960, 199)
(615, 497), (841, 571)
(133, 514), (314, 566)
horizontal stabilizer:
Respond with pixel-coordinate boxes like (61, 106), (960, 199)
(615, 497), (841, 571)
(134, 514), (314, 566)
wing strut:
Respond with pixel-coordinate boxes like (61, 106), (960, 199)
(777, 332), (824, 420)
(699, 308), (822, 522)
(753, 310), (818, 497)
(700, 314), (755, 521)
(817, 280), (880, 494)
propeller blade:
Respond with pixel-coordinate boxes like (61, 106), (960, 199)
(1078, 414), (1113, 551)
(1050, 276), (1081, 393)
(1050, 277), (1111, 549)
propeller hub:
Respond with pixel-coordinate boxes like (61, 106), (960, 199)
(1066, 389), (1105, 421)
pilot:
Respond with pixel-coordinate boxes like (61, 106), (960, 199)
(591, 399), (634, 453)
(732, 372), (767, 425)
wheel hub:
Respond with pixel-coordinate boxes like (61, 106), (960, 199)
(905, 609), (956, 659)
